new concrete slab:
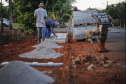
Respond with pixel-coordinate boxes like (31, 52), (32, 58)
(19, 39), (63, 59)
(52, 33), (66, 43)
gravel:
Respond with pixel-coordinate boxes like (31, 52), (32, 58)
(0, 61), (54, 84)
(33, 39), (63, 48)
(19, 39), (63, 59)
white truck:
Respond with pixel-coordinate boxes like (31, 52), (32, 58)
(72, 10), (111, 43)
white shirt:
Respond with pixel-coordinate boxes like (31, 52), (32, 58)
(34, 8), (47, 27)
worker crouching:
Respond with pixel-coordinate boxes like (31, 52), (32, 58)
(45, 19), (58, 39)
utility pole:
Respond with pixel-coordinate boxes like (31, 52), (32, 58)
(107, 1), (108, 7)
(0, 0), (3, 33)
(9, 0), (13, 30)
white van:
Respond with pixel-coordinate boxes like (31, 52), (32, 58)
(0, 18), (9, 27)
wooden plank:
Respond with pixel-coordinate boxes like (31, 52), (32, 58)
(66, 15), (74, 41)
(108, 31), (120, 33)
(65, 19), (72, 41)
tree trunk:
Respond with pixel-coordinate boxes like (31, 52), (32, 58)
(124, 19), (125, 27)
(9, 0), (13, 30)
(0, 0), (3, 33)
(45, 0), (48, 9)
(120, 22), (121, 27)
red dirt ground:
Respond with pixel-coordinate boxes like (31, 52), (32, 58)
(0, 31), (125, 84)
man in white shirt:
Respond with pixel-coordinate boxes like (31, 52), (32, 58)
(34, 3), (47, 43)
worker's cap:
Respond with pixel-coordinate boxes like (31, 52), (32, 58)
(73, 6), (78, 11)
(55, 23), (58, 28)
(39, 3), (44, 7)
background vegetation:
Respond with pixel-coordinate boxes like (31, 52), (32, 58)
(0, 0), (125, 35)
(105, 2), (125, 27)
(11, 0), (76, 34)
(0, 3), (8, 18)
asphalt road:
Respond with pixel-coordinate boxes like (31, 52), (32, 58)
(104, 27), (125, 64)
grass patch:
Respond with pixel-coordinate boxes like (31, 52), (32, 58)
(0, 31), (27, 44)
(13, 23), (23, 28)
(0, 34), (8, 44)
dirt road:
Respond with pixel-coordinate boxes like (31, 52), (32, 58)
(0, 27), (125, 84)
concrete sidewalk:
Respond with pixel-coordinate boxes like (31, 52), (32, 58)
(19, 33), (66, 59)
(19, 39), (64, 59)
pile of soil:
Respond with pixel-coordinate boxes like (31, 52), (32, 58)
(58, 25), (68, 28)
(0, 61), (54, 84)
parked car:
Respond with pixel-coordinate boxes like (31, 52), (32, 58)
(0, 18), (9, 27)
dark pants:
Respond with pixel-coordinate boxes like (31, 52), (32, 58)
(45, 27), (51, 37)
(37, 27), (46, 41)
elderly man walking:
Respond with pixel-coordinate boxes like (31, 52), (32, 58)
(34, 3), (47, 43)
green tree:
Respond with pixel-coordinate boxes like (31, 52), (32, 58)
(50, 0), (75, 24)
(0, 3), (9, 33)
(0, 4), (8, 18)
(12, 0), (76, 34)
(115, 2), (126, 27)
(105, 4), (116, 19)
(13, 0), (44, 34)
(105, 2), (126, 27)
